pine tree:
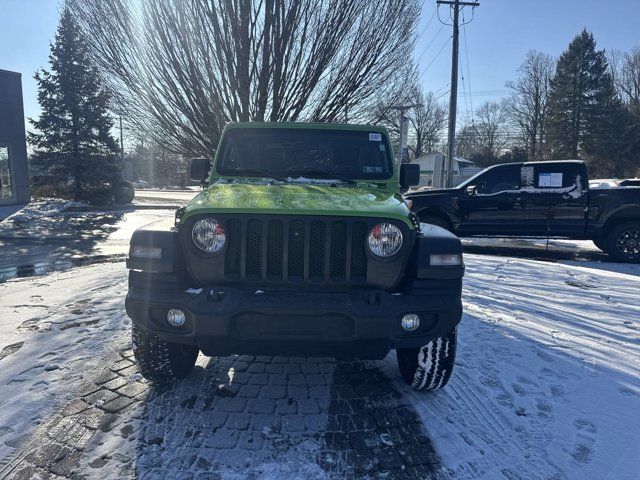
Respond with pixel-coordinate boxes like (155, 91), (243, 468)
(546, 30), (619, 163)
(29, 7), (119, 202)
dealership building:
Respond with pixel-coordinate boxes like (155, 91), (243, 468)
(0, 69), (30, 207)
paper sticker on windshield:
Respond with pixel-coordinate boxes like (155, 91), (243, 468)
(539, 172), (563, 187)
(369, 133), (382, 142)
(363, 166), (383, 173)
(379, 144), (386, 151)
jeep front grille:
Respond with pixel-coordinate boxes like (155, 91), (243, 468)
(222, 217), (368, 284)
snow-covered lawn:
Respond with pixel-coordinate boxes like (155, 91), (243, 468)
(385, 255), (640, 479)
(0, 263), (130, 463)
(0, 255), (639, 479)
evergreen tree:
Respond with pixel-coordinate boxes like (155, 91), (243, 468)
(546, 30), (618, 163)
(29, 7), (119, 202)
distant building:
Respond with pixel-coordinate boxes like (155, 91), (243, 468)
(0, 69), (30, 206)
(412, 152), (481, 188)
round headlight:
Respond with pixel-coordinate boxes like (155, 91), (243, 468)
(192, 218), (226, 253)
(368, 223), (403, 257)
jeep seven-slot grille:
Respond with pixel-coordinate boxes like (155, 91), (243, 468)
(223, 217), (368, 283)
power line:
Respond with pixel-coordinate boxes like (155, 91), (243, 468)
(416, 23), (447, 63)
(421, 34), (452, 75)
(436, 0), (480, 187)
(461, 9), (474, 124)
(459, 54), (469, 119)
(417, 6), (438, 40)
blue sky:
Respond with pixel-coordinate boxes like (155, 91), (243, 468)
(2, 0), (640, 125)
(417, 0), (640, 121)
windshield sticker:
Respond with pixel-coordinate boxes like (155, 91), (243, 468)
(369, 133), (382, 142)
(379, 144), (386, 151)
(539, 172), (563, 187)
(362, 166), (383, 173)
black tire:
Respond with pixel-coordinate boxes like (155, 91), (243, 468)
(592, 238), (605, 251)
(132, 323), (199, 383)
(604, 221), (640, 263)
(396, 328), (457, 391)
(420, 214), (452, 232)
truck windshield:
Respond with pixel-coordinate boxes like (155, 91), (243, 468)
(216, 128), (393, 181)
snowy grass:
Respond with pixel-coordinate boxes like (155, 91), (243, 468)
(0, 263), (129, 461)
(1, 255), (639, 479)
(384, 254), (640, 479)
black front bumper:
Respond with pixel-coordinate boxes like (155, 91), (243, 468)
(125, 271), (463, 359)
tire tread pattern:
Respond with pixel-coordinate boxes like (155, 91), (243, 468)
(132, 325), (197, 384)
(397, 328), (457, 391)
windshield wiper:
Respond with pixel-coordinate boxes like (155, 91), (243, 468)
(242, 169), (289, 183)
(289, 169), (357, 185)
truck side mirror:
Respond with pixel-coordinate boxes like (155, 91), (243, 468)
(400, 163), (420, 189)
(190, 158), (211, 182)
(466, 185), (477, 196)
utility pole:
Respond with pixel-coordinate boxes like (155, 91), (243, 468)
(389, 104), (422, 163)
(437, 0), (479, 186)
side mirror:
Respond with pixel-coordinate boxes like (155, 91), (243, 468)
(466, 185), (477, 196)
(190, 157), (211, 182)
(400, 163), (420, 189)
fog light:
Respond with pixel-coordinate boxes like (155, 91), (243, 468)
(401, 313), (420, 331)
(166, 308), (186, 327)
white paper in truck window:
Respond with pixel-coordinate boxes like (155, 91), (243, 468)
(539, 172), (563, 187)
(369, 133), (382, 142)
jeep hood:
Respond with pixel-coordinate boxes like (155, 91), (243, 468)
(183, 183), (412, 226)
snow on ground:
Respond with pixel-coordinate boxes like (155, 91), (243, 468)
(0, 263), (129, 461)
(0, 255), (639, 479)
(0, 199), (79, 231)
(382, 254), (640, 479)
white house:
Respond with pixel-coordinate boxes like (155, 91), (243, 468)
(412, 153), (481, 188)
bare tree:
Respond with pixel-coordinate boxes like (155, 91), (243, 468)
(504, 50), (554, 160)
(619, 47), (640, 115)
(409, 90), (447, 157)
(371, 82), (446, 159)
(474, 101), (509, 159)
(455, 123), (481, 160)
(69, 0), (419, 157)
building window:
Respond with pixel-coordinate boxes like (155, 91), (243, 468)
(0, 145), (13, 201)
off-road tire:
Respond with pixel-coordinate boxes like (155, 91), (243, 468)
(592, 238), (605, 251)
(604, 221), (640, 263)
(420, 214), (452, 232)
(132, 323), (199, 383)
(396, 328), (457, 391)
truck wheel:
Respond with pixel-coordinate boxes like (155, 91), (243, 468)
(420, 214), (452, 232)
(396, 328), (456, 391)
(604, 222), (640, 263)
(132, 323), (199, 383)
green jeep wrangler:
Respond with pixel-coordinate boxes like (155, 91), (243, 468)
(126, 122), (464, 391)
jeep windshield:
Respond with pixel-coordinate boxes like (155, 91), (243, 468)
(216, 128), (393, 182)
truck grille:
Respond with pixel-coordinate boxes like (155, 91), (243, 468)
(222, 217), (369, 284)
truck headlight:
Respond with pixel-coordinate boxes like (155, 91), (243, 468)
(430, 253), (463, 266)
(192, 218), (226, 253)
(368, 223), (403, 257)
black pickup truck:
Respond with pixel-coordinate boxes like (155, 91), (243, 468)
(405, 160), (640, 263)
